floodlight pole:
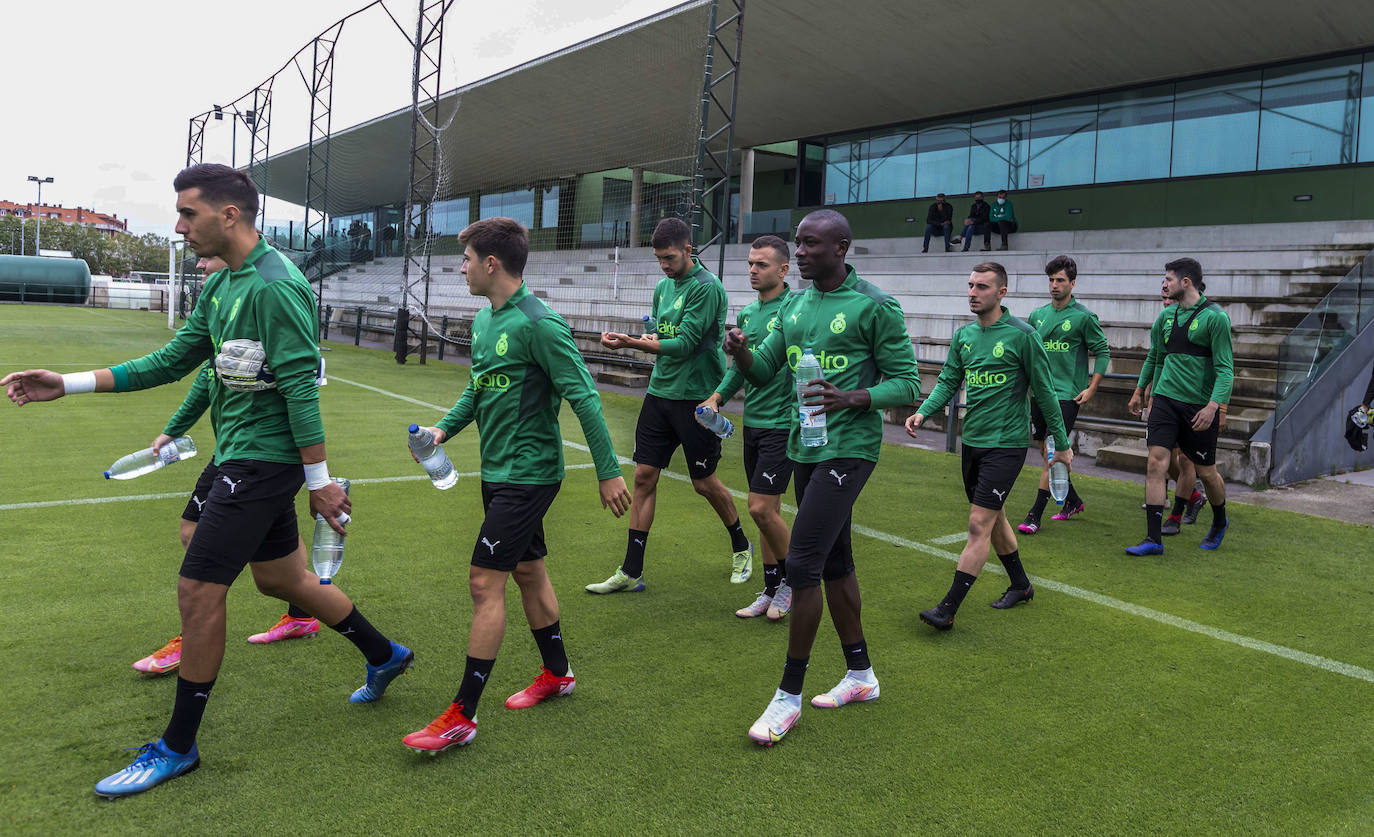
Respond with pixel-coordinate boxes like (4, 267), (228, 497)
(186, 112), (210, 167)
(27, 175), (53, 255)
(397, 0), (451, 364)
(689, 0), (746, 279)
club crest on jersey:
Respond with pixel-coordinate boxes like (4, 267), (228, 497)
(495, 332), (509, 356)
(766, 316), (778, 332)
(1189, 318), (1200, 332)
(992, 340), (1005, 358)
(673, 295), (684, 311)
(829, 312), (847, 334)
(1061, 320), (1071, 331)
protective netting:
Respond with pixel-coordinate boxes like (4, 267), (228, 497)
(187, 0), (718, 360)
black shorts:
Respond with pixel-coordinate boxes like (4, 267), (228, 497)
(633, 393), (721, 479)
(1147, 394), (1220, 466)
(471, 481), (562, 572)
(182, 461), (219, 522)
(961, 446), (1027, 510)
(1030, 399), (1080, 441)
(181, 460), (304, 586)
(743, 427), (793, 495)
(786, 458), (876, 589)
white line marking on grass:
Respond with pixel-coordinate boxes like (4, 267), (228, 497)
(930, 532), (969, 544)
(333, 374), (1374, 684)
(0, 464), (599, 512)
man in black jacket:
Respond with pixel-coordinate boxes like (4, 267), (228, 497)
(923, 193), (955, 253)
(953, 191), (992, 252)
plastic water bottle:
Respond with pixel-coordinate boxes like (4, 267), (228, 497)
(797, 348), (827, 447)
(642, 315), (658, 333)
(1046, 435), (1070, 504)
(694, 405), (735, 439)
(104, 436), (197, 480)
(407, 424), (457, 490)
(311, 477), (350, 584)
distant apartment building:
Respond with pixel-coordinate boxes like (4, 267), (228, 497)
(0, 201), (128, 237)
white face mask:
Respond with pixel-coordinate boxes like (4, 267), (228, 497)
(997, 198), (1006, 205)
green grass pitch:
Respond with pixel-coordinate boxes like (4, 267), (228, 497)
(2, 305), (1374, 834)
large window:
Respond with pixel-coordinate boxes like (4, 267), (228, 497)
(431, 197), (470, 235)
(539, 185), (560, 229)
(480, 189), (535, 227)
(1259, 55), (1363, 169)
(915, 120), (970, 197)
(809, 50), (1373, 207)
(1096, 85), (1173, 182)
(1028, 97), (1097, 188)
(1170, 71), (1262, 177)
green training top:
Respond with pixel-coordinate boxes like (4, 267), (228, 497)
(743, 266), (921, 463)
(436, 283), (622, 484)
(646, 258), (728, 401)
(164, 362), (212, 436)
(1137, 295), (1234, 406)
(1026, 297), (1111, 401)
(919, 306), (1068, 451)
(111, 238), (324, 465)
(715, 285), (802, 429)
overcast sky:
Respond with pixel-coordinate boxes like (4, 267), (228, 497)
(0, 0), (682, 237)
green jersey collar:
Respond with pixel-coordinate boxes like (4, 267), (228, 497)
(235, 236), (271, 274)
(678, 257), (706, 282)
(495, 281), (530, 311)
(813, 265), (858, 294)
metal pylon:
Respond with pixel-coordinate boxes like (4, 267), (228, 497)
(302, 21), (344, 327)
(396, 0), (453, 364)
(690, 0), (746, 279)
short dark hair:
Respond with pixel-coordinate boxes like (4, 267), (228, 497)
(1045, 255), (1077, 282)
(459, 217), (529, 276)
(972, 261), (1008, 287)
(937, 193), (946, 199)
(750, 234), (789, 262)
(996, 189), (1008, 196)
(1165, 257), (1204, 292)
(173, 163), (259, 221)
(651, 217), (692, 249)
(799, 208), (852, 242)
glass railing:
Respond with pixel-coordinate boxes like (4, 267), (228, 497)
(1274, 250), (1374, 424)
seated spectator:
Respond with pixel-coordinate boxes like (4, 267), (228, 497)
(990, 189), (1018, 250)
(922, 193), (955, 253)
(953, 191), (991, 252)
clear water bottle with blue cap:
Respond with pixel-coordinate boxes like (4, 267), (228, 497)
(104, 436), (197, 480)
(694, 405), (735, 439)
(1047, 434), (1069, 504)
(408, 424), (457, 490)
(797, 349), (827, 447)
(311, 478), (350, 584)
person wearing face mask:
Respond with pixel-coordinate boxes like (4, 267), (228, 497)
(989, 189), (1018, 251)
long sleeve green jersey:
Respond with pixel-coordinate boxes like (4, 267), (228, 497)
(715, 286), (802, 429)
(1026, 298), (1111, 400)
(436, 283), (621, 485)
(743, 266), (921, 463)
(163, 363), (212, 437)
(646, 258), (728, 401)
(111, 238), (324, 465)
(1136, 295), (1234, 406)
(919, 307), (1069, 451)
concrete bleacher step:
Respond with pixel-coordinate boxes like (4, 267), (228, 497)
(1094, 444), (1149, 473)
(596, 369), (649, 388)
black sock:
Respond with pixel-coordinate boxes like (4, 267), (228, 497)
(330, 606), (392, 666)
(1065, 480), (1082, 508)
(453, 655), (495, 719)
(162, 676), (215, 755)
(841, 640), (871, 671)
(286, 603), (311, 620)
(762, 563), (782, 597)
(998, 551), (1030, 590)
(1145, 504), (1164, 543)
(725, 518), (750, 552)
(1210, 502), (1228, 530)
(941, 570), (977, 614)
(780, 655), (809, 696)
(621, 529), (648, 578)
(1170, 496), (1188, 517)
(1029, 489), (1051, 518)
(531, 621), (569, 677)
(776, 556), (786, 582)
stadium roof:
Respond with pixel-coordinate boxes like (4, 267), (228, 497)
(256, 0), (1374, 214)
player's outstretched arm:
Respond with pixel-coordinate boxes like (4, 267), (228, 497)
(3, 368), (115, 405)
(302, 441), (350, 535)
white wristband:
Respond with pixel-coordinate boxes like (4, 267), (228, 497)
(303, 461), (331, 490)
(61, 371), (97, 395)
